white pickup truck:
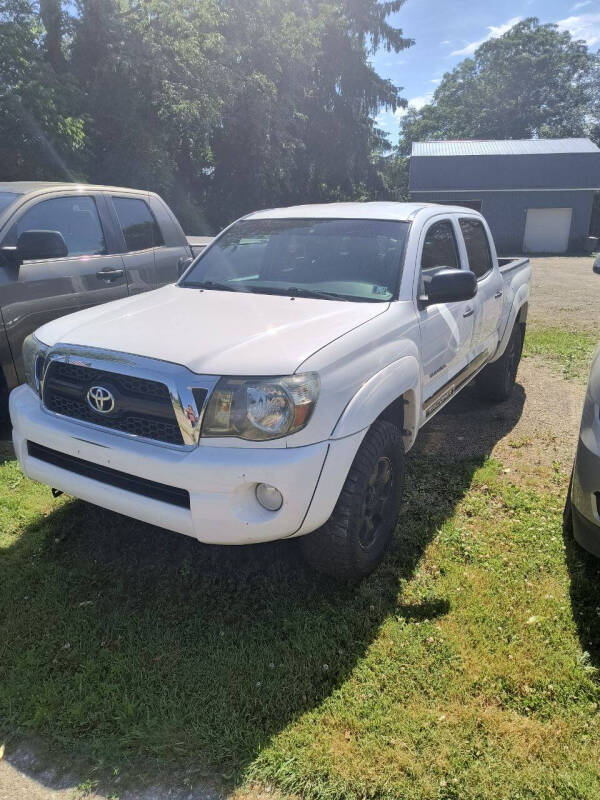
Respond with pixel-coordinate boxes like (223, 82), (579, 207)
(10, 202), (531, 579)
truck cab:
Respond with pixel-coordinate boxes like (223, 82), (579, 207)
(0, 182), (192, 414)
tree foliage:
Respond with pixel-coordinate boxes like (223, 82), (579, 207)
(398, 18), (599, 156)
(0, 0), (413, 229)
(0, 0), (85, 179)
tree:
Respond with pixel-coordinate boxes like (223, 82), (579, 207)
(205, 0), (414, 225)
(0, 0), (84, 180)
(398, 18), (598, 155)
(0, 0), (413, 229)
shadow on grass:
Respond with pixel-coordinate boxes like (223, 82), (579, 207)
(0, 420), (13, 466)
(563, 526), (600, 673)
(0, 381), (525, 793)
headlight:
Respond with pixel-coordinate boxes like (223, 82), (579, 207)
(22, 334), (49, 395)
(201, 373), (320, 440)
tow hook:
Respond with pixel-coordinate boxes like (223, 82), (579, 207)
(51, 488), (63, 498)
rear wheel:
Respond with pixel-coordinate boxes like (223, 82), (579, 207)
(476, 322), (524, 403)
(300, 419), (404, 580)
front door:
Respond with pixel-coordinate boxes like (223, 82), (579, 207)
(417, 217), (475, 404)
(0, 193), (128, 380)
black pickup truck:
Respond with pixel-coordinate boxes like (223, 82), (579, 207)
(0, 182), (209, 416)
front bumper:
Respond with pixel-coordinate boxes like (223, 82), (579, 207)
(10, 385), (364, 545)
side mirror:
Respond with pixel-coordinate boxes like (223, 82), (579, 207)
(16, 229), (68, 262)
(425, 268), (477, 305)
(593, 255), (600, 275)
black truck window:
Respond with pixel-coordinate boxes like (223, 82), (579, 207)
(113, 197), (164, 252)
(459, 218), (493, 279)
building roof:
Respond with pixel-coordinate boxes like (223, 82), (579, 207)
(412, 138), (600, 157)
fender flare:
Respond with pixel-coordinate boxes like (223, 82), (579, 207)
(331, 355), (421, 448)
(490, 286), (529, 363)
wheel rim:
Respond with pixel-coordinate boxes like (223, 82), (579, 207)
(358, 456), (394, 550)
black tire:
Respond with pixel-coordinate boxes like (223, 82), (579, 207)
(300, 419), (404, 580)
(476, 322), (524, 403)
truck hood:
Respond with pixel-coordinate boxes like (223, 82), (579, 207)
(36, 284), (390, 375)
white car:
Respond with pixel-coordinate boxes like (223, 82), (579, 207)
(10, 203), (531, 579)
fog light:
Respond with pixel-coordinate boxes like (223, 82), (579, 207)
(256, 483), (283, 511)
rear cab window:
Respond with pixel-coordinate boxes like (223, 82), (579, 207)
(113, 197), (164, 252)
(459, 218), (493, 279)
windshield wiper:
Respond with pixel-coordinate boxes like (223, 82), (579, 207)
(283, 286), (349, 301)
(183, 280), (245, 292)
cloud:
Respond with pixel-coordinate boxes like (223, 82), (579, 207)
(557, 13), (600, 46)
(440, 39), (451, 45)
(407, 93), (434, 111)
(571, 1), (592, 10)
(430, 78), (442, 84)
(450, 16), (522, 57)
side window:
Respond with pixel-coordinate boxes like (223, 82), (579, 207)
(4, 196), (106, 257)
(420, 220), (460, 273)
(459, 218), (493, 279)
(113, 197), (164, 252)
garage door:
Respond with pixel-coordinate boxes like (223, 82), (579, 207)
(523, 207), (572, 254)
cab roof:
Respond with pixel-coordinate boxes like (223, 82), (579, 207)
(0, 181), (150, 196)
(245, 201), (471, 222)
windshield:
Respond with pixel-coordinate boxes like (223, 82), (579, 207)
(0, 191), (20, 216)
(181, 217), (410, 302)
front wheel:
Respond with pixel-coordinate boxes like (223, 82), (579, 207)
(300, 419), (404, 580)
(476, 322), (524, 403)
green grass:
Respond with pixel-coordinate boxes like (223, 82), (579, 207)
(2, 448), (600, 799)
(523, 327), (597, 380)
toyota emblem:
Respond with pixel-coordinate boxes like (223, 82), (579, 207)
(86, 385), (115, 414)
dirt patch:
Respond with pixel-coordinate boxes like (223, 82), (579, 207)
(0, 744), (224, 800)
(413, 355), (584, 488)
(528, 256), (600, 335)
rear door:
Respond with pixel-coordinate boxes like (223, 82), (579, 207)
(417, 216), (475, 403)
(108, 194), (162, 294)
(458, 217), (503, 361)
(0, 193), (128, 380)
(107, 193), (190, 291)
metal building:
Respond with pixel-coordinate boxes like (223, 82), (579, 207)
(409, 138), (600, 254)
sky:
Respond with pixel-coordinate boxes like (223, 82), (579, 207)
(372, 0), (600, 145)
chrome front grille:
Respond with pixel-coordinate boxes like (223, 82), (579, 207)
(40, 346), (217, 449)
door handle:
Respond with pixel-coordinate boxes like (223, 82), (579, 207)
(463, 307), (474, 318)
(494, 290), (503, 298)
(96, 268), (125, 281)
